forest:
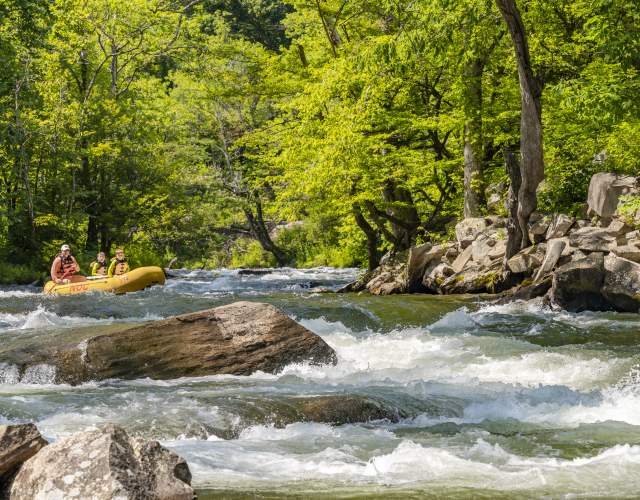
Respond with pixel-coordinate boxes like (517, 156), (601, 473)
(1, 0), (639, 283)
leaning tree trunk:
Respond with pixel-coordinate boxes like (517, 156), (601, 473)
(495, 0), (544, 248)
(503, 147), (523, 267)
(353, 204), (380, 271)
(243, 199), (288, 267)
(463, 57), (485, 218)
(381, 179), (421, 251)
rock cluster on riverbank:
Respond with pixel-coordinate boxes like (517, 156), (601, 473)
(342, 172), (640, 313)
(0, 424), (194, 499)
(0, 301), (337, 385)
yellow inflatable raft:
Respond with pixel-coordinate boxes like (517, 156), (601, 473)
(44, 266), (166, 295)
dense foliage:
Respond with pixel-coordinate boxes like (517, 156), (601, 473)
(1, 0), (638, 281)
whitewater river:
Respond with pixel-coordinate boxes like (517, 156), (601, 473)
(2, 268), (640, 498)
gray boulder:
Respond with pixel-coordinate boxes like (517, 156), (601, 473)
(533, 238), (566, 282)
(423, 262), (455, 292)
(0, 424), (47, 495)
(406, 243), (448, 292)
(550, 253), (608, 312)
(2, 302), (337, 385)
(10, 424), (193, 500)
(602, 254), (640, 312)
(455, 218), (488, 248)
(587, 172), (638, 220)
(545, 213), (575, 239)
(568, 227), (617, 252)
(528, 214), (551, 243)
(506, 244), (546, 275)
(612, 245), (640, 263)
(451, 245), (473, 273)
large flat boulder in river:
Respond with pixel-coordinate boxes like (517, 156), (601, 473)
(5, 301), (337, 385)
(10, 424), (193, 500)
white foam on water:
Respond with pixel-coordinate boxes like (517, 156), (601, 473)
(166, 430), (640, 494)
(0, 289), (41, 298)
(283, 315), (627, 391)
(0, 306), (163, 333)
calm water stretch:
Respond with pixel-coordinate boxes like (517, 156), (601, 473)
(2, 268), (640, 498)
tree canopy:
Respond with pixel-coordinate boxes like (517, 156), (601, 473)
(1, 0), (638, 280)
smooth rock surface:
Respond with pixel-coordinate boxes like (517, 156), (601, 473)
(569, 227), (617, 252)
(546, 213), (574, 239)
(3, 302), (337, 385)
(534, 238), (566, 281)
(587, 172), (638, 219)
(10, 424), (193, 500)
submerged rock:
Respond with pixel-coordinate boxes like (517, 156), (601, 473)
(4, 302), (337, 385)
(10, 424), (193, 500)
(0, 424), (47, 496)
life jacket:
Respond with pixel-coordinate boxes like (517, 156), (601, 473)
(111, 257), (129, 276)
(91, 260), (107, 274)
(56, 254), (76, 278)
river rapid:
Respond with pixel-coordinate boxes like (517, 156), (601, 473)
(2, 268), (640, 498)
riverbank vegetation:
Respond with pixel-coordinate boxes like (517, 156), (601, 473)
(1, 0), (638, 282)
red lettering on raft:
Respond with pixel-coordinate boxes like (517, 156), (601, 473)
(69, 284), (89, 293)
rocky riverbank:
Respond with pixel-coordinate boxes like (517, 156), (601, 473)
(342, 172), (640, 313)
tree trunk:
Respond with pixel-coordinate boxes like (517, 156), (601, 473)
(381, 179), (420, 251)
(463, 58), (485, 218)
(503, 147), (523, 266)
(243, 199), (288, 267)
(353, 204), (380, 271)
(495, 0), (544, 247)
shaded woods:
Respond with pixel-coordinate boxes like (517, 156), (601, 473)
(1, 0), (639, 281)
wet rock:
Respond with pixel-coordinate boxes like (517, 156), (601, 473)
(545, 213), (575, 239)
(568, 227), (617, 252)
(5, 302), (337, 385)
(602, 254), (640, 312)
(550, 252), (608, 312)
(293, 395), (407, 425)
(237, 268), (274, 275)
(499, 275), (552, 303)
(0, 424), (47, 495)
(533, 238), (566, 281)
(587, 172), (638, 220)
(10, 424), (193, 500)
(455, 218), (488, 248)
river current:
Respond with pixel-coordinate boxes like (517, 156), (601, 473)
(2, 268), (640, 498)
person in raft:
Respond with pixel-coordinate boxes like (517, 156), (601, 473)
(89, 251), (108, 276)
(108, 248), (130, 277)
(50, 244), (84, 284)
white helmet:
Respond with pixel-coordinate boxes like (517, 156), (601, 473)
(60, 244), (70, 252)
